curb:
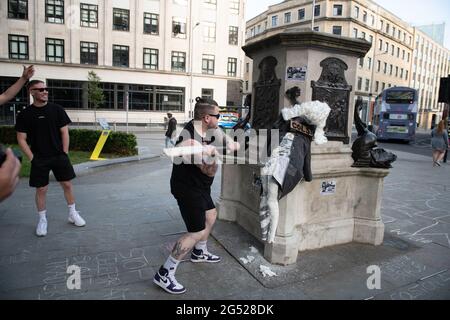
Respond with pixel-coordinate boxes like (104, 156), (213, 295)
(73, 154), (161, 177)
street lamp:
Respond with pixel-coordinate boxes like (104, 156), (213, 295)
(189, 22), (200, 119)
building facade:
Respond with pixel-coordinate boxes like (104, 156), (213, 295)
(244, 0), (450, 128)
(0, 0), (247, 125)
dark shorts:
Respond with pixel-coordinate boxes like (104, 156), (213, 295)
(30, 154), (76, 188)
(173, 190), (216, 233)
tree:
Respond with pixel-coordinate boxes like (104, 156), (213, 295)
(87, 71), (105, 124)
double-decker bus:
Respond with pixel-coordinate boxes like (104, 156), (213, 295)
(372, 87), (418, 143)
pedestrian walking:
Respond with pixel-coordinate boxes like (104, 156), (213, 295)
(15, 80), (86, 237)
(165, 113), (177, 148)
(431, 119), (449, 167)
(153, 97), (239, 294)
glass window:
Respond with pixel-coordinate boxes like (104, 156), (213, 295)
(113, 45), (129, 68)
(80, 3), (97, 28)
(284, 12), (291, 23)
(202, 54), (215, 75)
(272, 15), (278, 27)
(314, 5), (320, 17)
(298, 8), (305, 20)
(47, 79), (84, 109)
(229, 26), (238, 45)
(113, 8), (129, 31)
(172, 18), (186, 38)
(8, 34), (29, 60)
(171, 51), (186, 72)
(8, 0), (28, 19)
(144, 13), (159, 35)
(143, 48), (158, 70)
(203, 22), (216, 43)
(333, 5), (342, 16)
(46, 0), (64, 24)
(365, 79), (370, 91)
(46, 38), (64, 62)
(332, 26), (342, 35)
(80, 41), (98, 65)
(228, 58), (237, 77)
(230, 0), (239, 14)
(354, 6), (359, 18)
(202, 88), (214, 100)
(357, 77), (362, 90)
(363, 11), (367, 22)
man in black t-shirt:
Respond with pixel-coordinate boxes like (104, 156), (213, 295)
(15, 80), (86, 237)
(153, 97), (239, 295)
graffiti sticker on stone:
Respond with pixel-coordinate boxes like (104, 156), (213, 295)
(286, 66), (307, 81)
(321, 180), (336, 195)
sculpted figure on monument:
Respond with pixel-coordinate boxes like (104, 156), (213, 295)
(351, 97), (397, 168)
(259, 87), (331, 243)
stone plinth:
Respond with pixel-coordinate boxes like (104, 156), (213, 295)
(217, 29), (385, 265)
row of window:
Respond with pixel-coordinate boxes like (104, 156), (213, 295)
(8, 35), (239, 76)
(357, 78), (395, 94)
(7, 0), (241, 21)
(354, 5), (412, 46)
(7, 1), (240, 45)
(373, 60), (409, 80)
(378, 39), (411, 62)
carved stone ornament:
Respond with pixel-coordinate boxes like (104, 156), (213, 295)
(311, 57), (352, 144)
(252, 56), (282, 130)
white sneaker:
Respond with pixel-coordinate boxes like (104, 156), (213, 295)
(36, 218), (47, 237)
(68, 211), (86, 227)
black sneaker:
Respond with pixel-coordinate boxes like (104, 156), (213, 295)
(153, 266), (186, 294)
(190, 248), (221, 263)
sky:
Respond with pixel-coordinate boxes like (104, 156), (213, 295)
(245, 0), (450, 49)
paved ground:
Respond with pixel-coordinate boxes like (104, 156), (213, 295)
(0, 133), (449, 300)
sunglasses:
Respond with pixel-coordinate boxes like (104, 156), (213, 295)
(208, 114), (220, 119)
(32, 88), (49, 92)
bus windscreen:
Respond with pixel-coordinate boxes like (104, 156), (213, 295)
(385, 91), (415, 104)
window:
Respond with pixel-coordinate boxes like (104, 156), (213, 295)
(407, 53), (410, 62)
(405, 70), (409, 81)
(47, 79), (84, 109)
(357, 77), (362, 90)
(368, 57), (372, 70)
(229, 26), (238, 45)
(202, 55), (215, 75)
(46, 38), (64, 62)
(359, 59), (363, 68)
(113, 45), (129, 68)
(313, 26), (319, 32)
(382, 83), (386, 91)
(365, 79), (370, 91)
(333, 5), (342, 16)
(332, 26), (342, 36)
(230, 0), (239, 14)
(314, 5), (320, 17)
(143, 48), (158, 70)
(246, 62), (249, 73)
(386, 23), (390, 34)
(375, 81), (379, 92)
(228, 58), (237, 77)
(203, 22), (216, 42)
(46, 0), (64, 24)
(80, 3), (97, 28)
(380, 20), (384, 30)
(353, 28), (358, 38)
(298, 8), (305, 20)
(391, 44), (394, 56)
(395, 66), (398, 77)
(379, 39), (383, 50)
(171, 51), (186, 72)
(172, 18), (186, 38)
(369, 35), (373, 43)
(8, 34), (28, 60)
(389, 64), (393, 75)
(397, 47), (400, 58)
(202, 88), (214, 100)
(377, 60), (381, 72)
(363, 11), (367, 23)
(144, 13), (159, 35)
(272, 15), (278, 27)
(113, 8), (129, 31)
(8, 0), (28, 19)
(361, 32), (366, 40)
(384, 62), (387, 73)
(354, 6), (359, 18)
(284, 12), (291, 23)
(245, 81), (249, 91)
(400, 68), (404, 78)
(80, 41), (98, 65)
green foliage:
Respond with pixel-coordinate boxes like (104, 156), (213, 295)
(87, 71), (105, 109)
(0, 126), (137, 156)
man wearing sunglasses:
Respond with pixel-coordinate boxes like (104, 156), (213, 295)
(153, 97), (239, 294)
(15, 80), (86, 237)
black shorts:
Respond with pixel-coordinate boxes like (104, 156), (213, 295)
(30, 154), (76, 188)
(173, 190), (216, 233)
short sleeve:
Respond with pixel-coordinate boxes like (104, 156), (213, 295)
(56, 105), (72, 128)
(15, 110), (28, 133)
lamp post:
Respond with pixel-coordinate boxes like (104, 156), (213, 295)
(188, 22), (200, 119)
